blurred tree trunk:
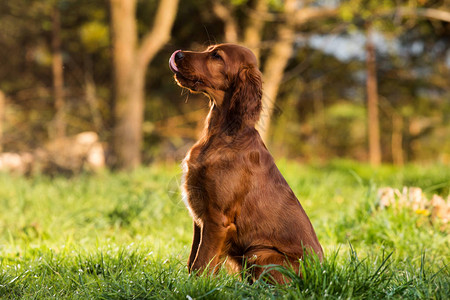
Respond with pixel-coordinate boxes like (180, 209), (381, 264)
(313, 79), (325, 152)
(392, 113), (404, 166)
(110, 0), (138, 169)
(256, 2), (337, 143)
(84, 65), (103, 133)
(258, 0), (296, 142)
(110, 0), (178, 170)
(214, 1), (337, 143)
(212, 1), (238, 43)
(365, 23), (381, 166)
(51, 5), (66, 139)
(0, 91), (4, 152)
(242, 0), (267, 59)
(213, 0), (267, 59)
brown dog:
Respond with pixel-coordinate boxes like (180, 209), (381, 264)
(169, 44), (323, 283)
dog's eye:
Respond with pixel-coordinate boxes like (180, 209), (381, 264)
(211, 51), (222, 60)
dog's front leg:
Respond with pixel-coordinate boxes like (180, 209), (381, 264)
(188, 222), (201, 272)
(190, 216), (234, 275)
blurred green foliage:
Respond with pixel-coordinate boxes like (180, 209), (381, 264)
(0, 0), (449, 164)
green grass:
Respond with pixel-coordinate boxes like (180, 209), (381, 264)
(0, 160), (449, 299)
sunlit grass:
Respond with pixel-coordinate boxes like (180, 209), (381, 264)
(0, 160), (449, 298)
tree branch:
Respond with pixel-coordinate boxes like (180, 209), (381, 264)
(395, 7), (450, 23)
(212, 0), (238, 43)
(137, 0), (179, 67)
(294, 7), (338, 25)
(259, 6), (450, 27)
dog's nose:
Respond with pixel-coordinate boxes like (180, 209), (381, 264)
(175, 51), (184, 62)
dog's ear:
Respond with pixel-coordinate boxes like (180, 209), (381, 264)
(226, 65), (262, 133)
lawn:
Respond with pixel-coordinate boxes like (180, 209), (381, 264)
(0, 160), (449, 299)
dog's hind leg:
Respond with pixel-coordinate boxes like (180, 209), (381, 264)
(245, 248), (299, 284)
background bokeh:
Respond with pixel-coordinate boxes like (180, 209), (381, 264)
(0, 0), (449, 172)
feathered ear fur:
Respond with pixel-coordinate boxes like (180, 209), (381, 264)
(225, 65), (262, 133)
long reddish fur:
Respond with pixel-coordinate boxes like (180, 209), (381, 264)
(170, 44), (323, 283)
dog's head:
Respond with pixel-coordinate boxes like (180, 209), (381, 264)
(169, 44), (262, 106)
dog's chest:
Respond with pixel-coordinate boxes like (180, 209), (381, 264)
(181, 146), (211, 221)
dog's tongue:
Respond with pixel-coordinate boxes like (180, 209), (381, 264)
(169, 51), (180, 73)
